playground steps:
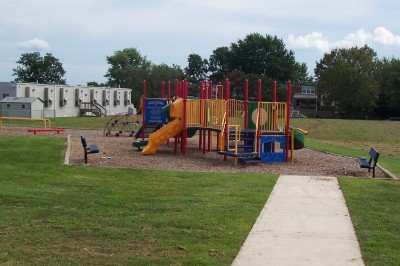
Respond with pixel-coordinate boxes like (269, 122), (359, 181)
(239, 157), (263, 164)
(225, 130), (256, 152)
(225, 144), (254, 150)
(219, 129), (259, 163)
(217, 150), (258, 159)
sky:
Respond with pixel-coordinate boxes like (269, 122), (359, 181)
(1, 0), (399, 86)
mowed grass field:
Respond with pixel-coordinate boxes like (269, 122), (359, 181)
(291, 118), (400, 177)
(1, 117), (399, 265)
(0, 136), (278, 265)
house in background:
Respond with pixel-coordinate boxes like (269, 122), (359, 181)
(0, 97), (44, 118)
(0, 82), (134, 118)
(291, 85), (318, 111)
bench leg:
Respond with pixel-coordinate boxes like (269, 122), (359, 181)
(84, 152), (88, 164)
(373, 168), (375, 178)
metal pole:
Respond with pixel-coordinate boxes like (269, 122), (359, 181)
(286, 80), (291, 162)
(142, 80), (147, 140)
(244, 79), (249, 129)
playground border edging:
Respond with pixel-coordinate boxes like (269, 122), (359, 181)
(64, 134), (71, 165)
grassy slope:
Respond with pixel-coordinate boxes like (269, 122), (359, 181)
(291, 119), (400, 176)
(0, 136), (277, 265)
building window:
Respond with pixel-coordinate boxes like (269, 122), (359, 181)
(302, 86), (316, 94)
(60, 88), (65, 106)
(44, 88), (49, 107)
(25, 87), (30, 97)
(75, 89), (80, 106)
(102, 90), (107, 105)
(7, 104), (11, 109)
(22, 104), (26, 109)
(2, 93), (9, 99)
(114, 91), (119, 106)
(90, 89), (94, 103)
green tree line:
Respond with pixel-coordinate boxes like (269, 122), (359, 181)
(12, 33), (400, 118)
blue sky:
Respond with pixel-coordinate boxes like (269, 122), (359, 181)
(1, 0), (399, 85)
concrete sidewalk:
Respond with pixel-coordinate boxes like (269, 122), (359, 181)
(232, 175), (365, 266)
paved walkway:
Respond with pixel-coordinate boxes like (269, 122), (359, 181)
(232, 175), (365, 266)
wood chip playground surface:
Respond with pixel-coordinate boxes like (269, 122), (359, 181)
(0, 126), (388, 178)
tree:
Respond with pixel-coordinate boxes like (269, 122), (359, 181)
(377, 57), (400, 117)
(13, 52), (66, 84)
(86, 81), (108, 87)
(208, 47), (230, 83)
(227, 33), (298, 83)
(146, 64), (184, 98)
(184, 53), (208, 84)
(105, 48), (151, 89)
(315, 45), (381, 113)
(105, 48), (152, 104)
(292, 62), (314, 86)
(205, 33), (312, 95)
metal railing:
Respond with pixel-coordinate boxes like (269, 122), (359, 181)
(0, 117), (51, 128)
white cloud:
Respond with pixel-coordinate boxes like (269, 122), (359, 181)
(373, 27), (400, 46)
(16, 38), (49, 50)
(287, 27), (400, 52)
(287, 32), (331, 51)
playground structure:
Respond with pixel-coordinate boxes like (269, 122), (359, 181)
(103, 112), (141, 137)
(134, 79), (308, 164)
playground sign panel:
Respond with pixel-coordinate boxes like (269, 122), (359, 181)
(145, 99), (167, 124)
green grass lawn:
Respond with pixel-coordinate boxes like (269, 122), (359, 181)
(291, 119), (400, 177)
(1, 118), (400, 265)
(0, 136), (277, 265)
(339, 178), (400, 266)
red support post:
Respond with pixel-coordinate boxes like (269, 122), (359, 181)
(208, 80), (212, 152)
(142, 80), (147, 140)
(217, 82), (222, 99)
(167, 81), (171, 103)
(174, 79), (179, 154)
(182, 80), (188, 155)
(256, 79), (262, 153)
(199, 82), (204, 150)
(203, 82), (207, 154)
(223, 79), (230, 161)
(285, 80), (291, 162)
(244, 79), (249, 129)
(272, 80), (277, 132)
(174, 79), (179, 98)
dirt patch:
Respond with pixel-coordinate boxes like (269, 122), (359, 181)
(0, 127), (388, 178)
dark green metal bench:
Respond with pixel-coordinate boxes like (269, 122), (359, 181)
(357, 147), (379, 178)
(81, 136), (99, 164)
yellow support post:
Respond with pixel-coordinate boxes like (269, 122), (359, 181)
(0, 117), (51, 129)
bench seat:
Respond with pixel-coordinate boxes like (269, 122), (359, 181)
(81, 136), (99, 164)
(88, 144), (100, 153)
(357, 147), (379, 178)
(357, 157), (370, 168)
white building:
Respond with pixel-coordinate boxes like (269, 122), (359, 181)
(0, 82), (134, 118)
